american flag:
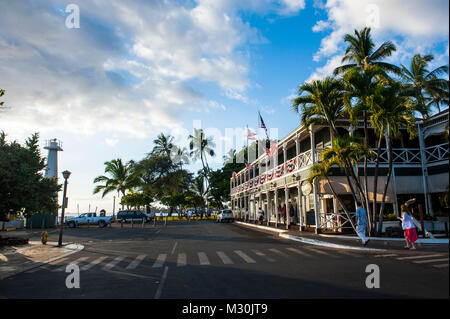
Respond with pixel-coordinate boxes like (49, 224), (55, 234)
(265, 141), (277, 156)
(247, 128), (256, 140)
(259, 112), (268, 137)
(232, 171), (237, 179)
(244, 159), (252, 169)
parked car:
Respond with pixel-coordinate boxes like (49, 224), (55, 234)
(66, 213), (113, 228)
(217, 210), (234, 223)
(117, 210), (149, 223)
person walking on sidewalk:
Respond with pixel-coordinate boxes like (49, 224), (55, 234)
(355, 202), (369, 246)
(398, 204), (418, 250)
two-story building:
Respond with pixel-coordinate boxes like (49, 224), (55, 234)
(230, 109), (449, 233)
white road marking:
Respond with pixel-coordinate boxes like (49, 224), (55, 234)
(269, 248), (289, 257)
(396, 254), (443, 260)
(81, 256), (108, 271)
(154, 266), (169, 299)
(374, 254), (398, 258)
(177, 253), (187, 267)
(234, 250), (256, 263)
(126, 254), (147, 270)
(304, 247), (337, 257)
(101, 256), (126, 270)
(26, 258), (70, 273)
(104, 269), (155, 279)
(251, 249), (275, 262)
(198, 252), (210, 265)
(413, 258), (449, 264)
(152, 254), (167, 268)
(335, 250), (361, 258)
(286, 247), (312, 257)
(217, 251), (233, 264)
(433, 264), (449, 269)
(52, 256), (89, 272)
(171, 242), (178, 254)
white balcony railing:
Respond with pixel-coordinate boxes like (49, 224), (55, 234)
(231, 143), (449, 196)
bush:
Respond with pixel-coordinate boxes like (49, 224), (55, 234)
(383, 213), (398, 221)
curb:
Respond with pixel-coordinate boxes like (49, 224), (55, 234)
(279, 234), (384, 251)
(318, 233), (450, 244)
(234, 221), (288, 233)
(0, 243), (84, 280)
(234, 221), (384, 252)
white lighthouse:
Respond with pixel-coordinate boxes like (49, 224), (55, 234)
(44, 138), (63, 179)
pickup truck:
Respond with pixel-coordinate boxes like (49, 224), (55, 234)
(66, 213), (113, 228)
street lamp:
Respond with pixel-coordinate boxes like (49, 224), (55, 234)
(58, 170), (71, 247)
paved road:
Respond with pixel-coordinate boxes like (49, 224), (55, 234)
(1, 220), (448, 298)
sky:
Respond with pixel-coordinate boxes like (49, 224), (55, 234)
(0, 0), (448, 214)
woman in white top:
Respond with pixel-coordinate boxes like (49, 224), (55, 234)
(397, 204), (418, 250)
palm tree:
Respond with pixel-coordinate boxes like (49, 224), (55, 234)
(170, 145), (190, 170)
(292, 76), (346, 139)
(188, 128), (216, 190)
(93, 158), (135, 209)
(401, 53), (449, 117)
(369, 82), (416, 235)
(333, 27), (401, 76)
(0, 89), (5, 108)
(152, 133), (174, 157)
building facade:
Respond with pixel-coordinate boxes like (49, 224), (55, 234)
(230, 110), (449, 232)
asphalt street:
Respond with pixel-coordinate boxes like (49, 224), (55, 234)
(1, 220), (448, 299)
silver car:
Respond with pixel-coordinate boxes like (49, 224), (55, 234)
(217, 210), (234, 223)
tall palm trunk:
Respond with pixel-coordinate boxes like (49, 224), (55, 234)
(377, 134), (393, 237)
(325, 176), (357, 232)
(363, 112), (372, 233)
(372, 135), (383, 235)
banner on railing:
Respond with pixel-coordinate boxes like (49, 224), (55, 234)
(254, 176), (259, 186)
(260, 174), (266, 184)
(267, 169), (274, 181)
(249, 179), (253, 188)
(275, 165), (284, 177)
(286, 158), (296, 172)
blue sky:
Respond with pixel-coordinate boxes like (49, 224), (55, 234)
(0, 0), (448, 213)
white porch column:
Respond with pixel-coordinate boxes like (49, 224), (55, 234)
(310, 125), (321, 233)
(252, 194), (256, 222)
(297, 181), (303, 231)
(274, 189), (278, 228)
(285, 186), (290, 229)
(283, 143), (287, 169)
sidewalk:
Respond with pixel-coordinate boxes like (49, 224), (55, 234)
(0, 240), (84, 280)
(234, 221), (449, 252)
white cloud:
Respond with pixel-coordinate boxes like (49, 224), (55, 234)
(309, 0), (449, 78)
(105, 138), (119, 147)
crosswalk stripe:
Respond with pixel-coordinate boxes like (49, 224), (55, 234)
(26, 257), (70, 273)
(217, 251), (233, 265)
(177, 253), (187, 267)
(286, 247), (312, 257)
(102, 256), (126, 270)
(433, 264), (449, 269)
(412, 258), (449, 264)
(234, 250), (256, 263)
(251, 249), (275, 262)
(304, 247), (338, 257)
(81, 256), (108, 271)
(152, 254), (167, 268)
(198, 252), (210, 265)
(335, 250), (361, 258)
(397, 254), (443, 260)
(374, 254), (398, 258)
(269, 248), (289, 257)
(126, 254), (147, 270)
(53, 256), (89, 272)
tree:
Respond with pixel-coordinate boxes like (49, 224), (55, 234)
(333, 27), (401, 76)
(368, 82), (417, 235)
(0, 89), (5, 109)
(292, 76), (346, 139)
(152, 133), (174, 157)
(170, 145), (190, 170)
(0, 132), (60, 222)
(401, 53), (449, 117)
(188, 128), (215, 191)
(93, 159), (135, 209)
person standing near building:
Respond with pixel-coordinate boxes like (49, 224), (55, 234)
(281, 204), (287, 225)
(398, 204), (418, 250)
(355, 202), (369, 246)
